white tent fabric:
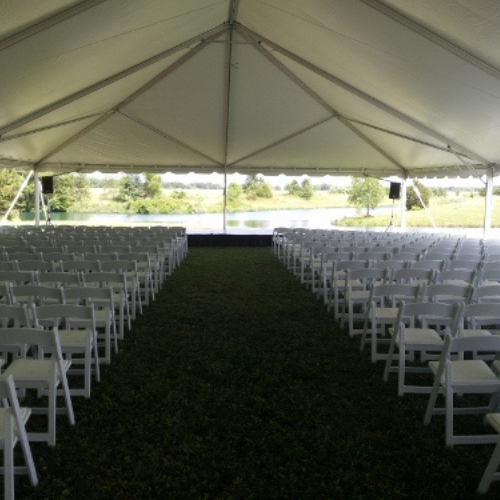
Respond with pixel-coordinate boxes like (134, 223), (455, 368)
(0, 0), (499, 183)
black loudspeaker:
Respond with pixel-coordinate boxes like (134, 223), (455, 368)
(41, 176), (54, 194)
(389, 182), (401, 200)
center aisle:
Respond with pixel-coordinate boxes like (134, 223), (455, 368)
(21, 248), (495, 499)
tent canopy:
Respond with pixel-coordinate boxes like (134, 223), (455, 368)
(1, 0), (500, 181)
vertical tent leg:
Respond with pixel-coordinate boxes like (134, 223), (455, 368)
(223, 169), (227, 232)
(34, 170), (40, 226)
(400, 177), (407, 231)
(483, 167), (494, 239)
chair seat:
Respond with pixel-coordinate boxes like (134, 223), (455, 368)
(430, 359), (499, 384)
(3, 359), (71, 385)
(58, 329), (89, 347)
(402, 328), (443, 345)
(461, 328), (493, 338)
(373, 307), (398, 320)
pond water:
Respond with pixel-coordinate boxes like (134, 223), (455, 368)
(21, 207), (390, 231)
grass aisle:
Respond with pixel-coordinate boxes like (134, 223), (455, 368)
(18, 248), (497, 499)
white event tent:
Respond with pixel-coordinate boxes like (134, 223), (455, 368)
(0, 0), (499, 231)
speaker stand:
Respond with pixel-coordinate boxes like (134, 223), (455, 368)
(385, 199), (396, 232)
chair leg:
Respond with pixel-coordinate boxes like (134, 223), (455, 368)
(478, 439), (500, 494)
(4, 412), (14, 500)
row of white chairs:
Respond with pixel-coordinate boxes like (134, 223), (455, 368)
(0, 226), (188, 499)
(274, 228), (500, 493)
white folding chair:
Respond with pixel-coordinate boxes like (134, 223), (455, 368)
(0, 327), (74, 446)
(63, 286), (118, 364)
(361, 283), (421, 362)
(32, 304), (100, 398)
(0, 374), (38, 500)
(424, 334), (500, 447)
(383, 301), (463, 395)
(342, 268), (389, 337)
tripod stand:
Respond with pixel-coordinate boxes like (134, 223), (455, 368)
(385, 199), (396, 232)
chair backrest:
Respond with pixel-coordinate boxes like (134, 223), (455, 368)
(472, 284), (500, 304)
(435, 269), (478, 286)
(420, 283), (474, 304)
(410, 259), (445, 272)
(396, 300), (463, 334)
(60, 260), (101, 273)
(0, 303), (30, 327)
(38, 271), (81, 288)
(461, 303), (500, 332)
(0, 270), (38, 285)
(32, 304), (95, 330)
(391, 268), (435, 285)
(345, 267), (389, 289)
(369, 283), (421, 308)
(63, 286), (114, 309)
(8, 284), (63, 307)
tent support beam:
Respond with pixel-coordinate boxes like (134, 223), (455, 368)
(222, 23), (236, 231)
(339, 118), (406, 174)
(361, 0), (500, 83)
(0, 112), (106, 144)
(0, 0), (106, 53)
(34, 170), (40, 226)
(34, 113), (114, 166)
(238, 26), (490, 166)
(230, 117), (334, 166)
(449, 148), (487, 184)
(347, 118), (470, 157)
(0, 170), (33, 226)
(119, 112), (222, 166)
(0, 24), (227, 137)
(36, 31), (223, 166)
(483, 167), (495, 238)
(241, 27), (404, 172)
(400, 178), (407, 230)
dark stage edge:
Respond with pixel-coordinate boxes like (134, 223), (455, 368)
(188, 233), (272, 247)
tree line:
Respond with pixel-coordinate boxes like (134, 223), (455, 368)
(0, 168), (490, 219)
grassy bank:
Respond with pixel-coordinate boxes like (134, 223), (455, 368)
(333, 194), (500, 228)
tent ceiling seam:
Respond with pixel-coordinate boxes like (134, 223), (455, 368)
(361, 0), (500, 83)
(237, 25), (490, 166)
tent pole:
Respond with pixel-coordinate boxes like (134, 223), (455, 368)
(400, 177), (407, 231)
(223, 169), (228, 232)
(483, 167), (494, 238)
(0, 170), (33, 226)
(34, 170), (40, 226)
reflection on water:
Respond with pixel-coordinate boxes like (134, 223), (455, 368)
(20, 207), (388, 231)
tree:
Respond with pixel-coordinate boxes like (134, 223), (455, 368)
(49, 174), (90, 212)
(298, 179), (313, 200)
(242, 175), (273, 200)
(347, 177), (385, 216)
(285, 179), (313, 199)
(144, 173), (163, 198)
(406, 180), (431, 211)
(227, 182), (242, 203)
(0, 169), (27, 218)
(116, 175), (143, 202)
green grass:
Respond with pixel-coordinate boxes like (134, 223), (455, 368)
(14, 248), (500, 499)
(335, 195), (500, 228)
